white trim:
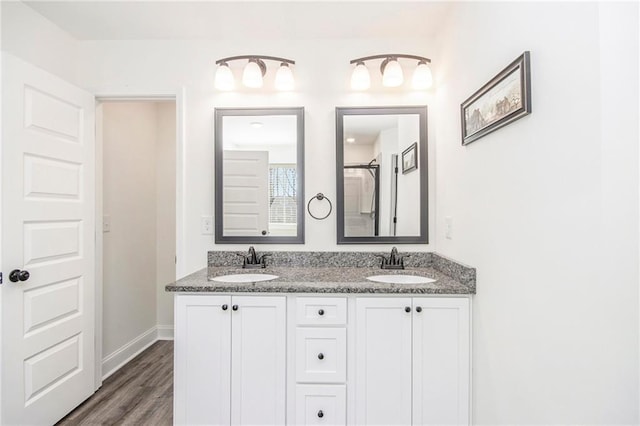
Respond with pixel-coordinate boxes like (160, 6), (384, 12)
(157, 325), (175, 340)
(94, 102), (104, 391)
(101, 326), (158, 380)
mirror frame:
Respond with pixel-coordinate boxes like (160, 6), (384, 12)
(336, 106), (428, 244)
(214, 107), (305, 244)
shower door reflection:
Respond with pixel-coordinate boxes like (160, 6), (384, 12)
(343, 163), (380, 237)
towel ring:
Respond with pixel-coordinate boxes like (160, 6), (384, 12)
(307, 193), (332, 220)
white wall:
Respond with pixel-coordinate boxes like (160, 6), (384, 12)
(434, 2), (639, 424)
(156, 102), (177, 333)
(102, 101), (176, 356)
(0, 1), (79, 84)
(75, 37), (437, 278)
(396, 115), (420, 236)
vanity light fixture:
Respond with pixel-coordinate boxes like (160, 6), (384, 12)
(214, 55), (296, 91)
(349, 54), (433, 90)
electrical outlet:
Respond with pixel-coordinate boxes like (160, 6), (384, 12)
(201, 216), (213, 235)
(445, 216), (453, 240)
(103, 215), (111, 233)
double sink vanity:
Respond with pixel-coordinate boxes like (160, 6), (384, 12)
(166, 105), (475, 424)
(166, 249), (475, 425)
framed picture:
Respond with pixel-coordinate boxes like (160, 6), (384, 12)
(461, 51), (531, 145)
(401, 142), (418, 174)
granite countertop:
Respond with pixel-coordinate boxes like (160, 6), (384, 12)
(165, 265), (474, 294)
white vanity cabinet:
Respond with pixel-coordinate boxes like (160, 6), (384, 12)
(174, 293), (469, 426)
(354, 297), (470, 426)
(174, 294), (286, 426)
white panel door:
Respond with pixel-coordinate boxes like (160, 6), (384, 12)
(1, 54), (96, 426)
(355, 298), (412, 426)
(231, 296), (286, 426)
(222, 150), (269, 236)
(412, 298), (470, 426)
(174, 295), (231, 426)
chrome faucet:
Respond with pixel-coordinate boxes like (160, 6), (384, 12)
(376, 247), (409, 270)
(237, 246), (271, 269)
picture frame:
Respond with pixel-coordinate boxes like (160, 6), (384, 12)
(401, 142), (418, 174)
(461, 51), (531, 145)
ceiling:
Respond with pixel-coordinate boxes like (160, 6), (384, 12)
(223, 115), (297, 147)
(344, 115), (399, 145)
(24, 1), (452, 41)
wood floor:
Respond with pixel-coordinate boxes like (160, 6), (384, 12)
(57, 340), (173, 426)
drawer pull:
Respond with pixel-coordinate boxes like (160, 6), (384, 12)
(405, 306), (411, 313)
(416, 306), (422, 313)
(317, 410), (324, 418)
(318, 308), (325, 316)
(222, 304), (228, 311)
(317, 353), (324, 360)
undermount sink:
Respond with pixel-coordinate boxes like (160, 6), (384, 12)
(366, 275), (436, 285)
(210, 274), (279, 283)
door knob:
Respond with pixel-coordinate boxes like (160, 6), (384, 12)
(405, 306), (411, 313)
(9, 269), (30, 283)
(261, 230), (267, 235)
(317, 410), (324, 418)
(232, 305), (239, 311)
(317, 353), (324, 360)
(415, 306), (422, 313)
(222, 304), (228, 311)
(318, 309), (325, 316)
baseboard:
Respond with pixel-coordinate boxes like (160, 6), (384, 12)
(102, 326), (158, 380)
(157, 325), (174, 340)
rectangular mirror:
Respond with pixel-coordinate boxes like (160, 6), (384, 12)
(215, 107), (304, 244)
(336, 106), (428, 244)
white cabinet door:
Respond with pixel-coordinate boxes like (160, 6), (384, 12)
(355, 298), (413, 425)
(174, 295), (231, 426)
(412, 298), (470, 426)
(231, 296), (286, 426)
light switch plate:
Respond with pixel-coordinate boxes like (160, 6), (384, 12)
(445, 216), (453, 239)
(201, 216), (213, 235)
(103, 215), (111, 233)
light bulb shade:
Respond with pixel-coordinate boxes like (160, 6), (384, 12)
(214, 63), (235, 91)
(242, 60), (264, 88)
(382, 59), (404, 87)
(351, 62), (370, 90)
(412, 62), (433, 90)
(274, 63), (295, 91)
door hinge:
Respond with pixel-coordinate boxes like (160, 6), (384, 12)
(394, 167), (399, 174)
(0, 272), (3, 284)
(393, 217), (397, 224)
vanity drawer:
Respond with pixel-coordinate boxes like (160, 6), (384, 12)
(296, 297), (347, 326)
(296, 328), (346, 383)
(295, 384), (346, 426)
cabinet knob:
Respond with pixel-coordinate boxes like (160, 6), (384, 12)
(416, 306), (422, 313)
(222, 304), (228, 311)
(317, 410), (324, 418)
(232, 305), (238, 311)
(405, 306), (411, 313)
(317, 353), (324, 360)
(318, 309), (325, 316)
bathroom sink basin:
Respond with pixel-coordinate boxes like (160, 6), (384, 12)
(366, 275), (436, 284)
(210, 274), (279, 283)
